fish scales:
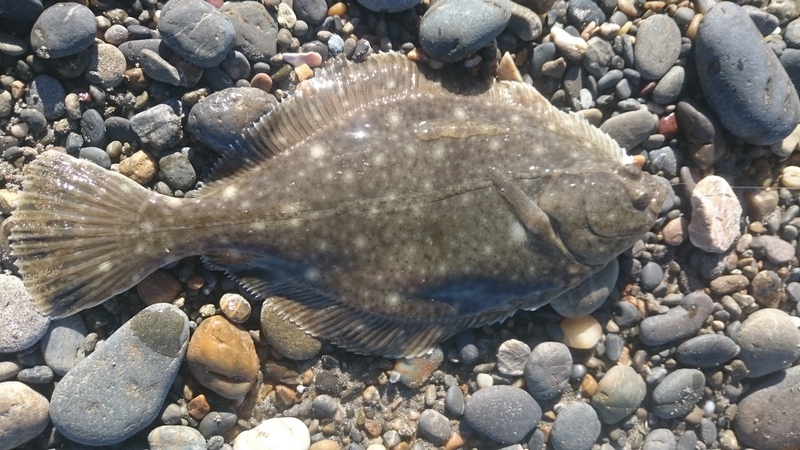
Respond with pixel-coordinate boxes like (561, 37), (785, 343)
(9, 53), (667, 357)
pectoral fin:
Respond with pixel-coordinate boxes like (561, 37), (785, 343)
(488, 169), (575, 260)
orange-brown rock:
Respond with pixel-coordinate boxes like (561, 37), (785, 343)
(186, 315), (259, 400)
(187, 394), (210, 420)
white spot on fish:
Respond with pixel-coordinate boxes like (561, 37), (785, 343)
(305, 268), (320, 281)
(223, 185), (237, 199)
(98, 261), (113, 273)
(387, 111), (402, 127)
(310, 144), (326, 159)
(454, 108), (467, 120)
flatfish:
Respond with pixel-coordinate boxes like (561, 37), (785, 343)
(10, 52), (667, 357)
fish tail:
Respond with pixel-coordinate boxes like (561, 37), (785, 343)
(10, 150), (174, 319)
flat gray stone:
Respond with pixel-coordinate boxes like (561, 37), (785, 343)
(734, 365), (800, 449)
(40, 315), (88, 376)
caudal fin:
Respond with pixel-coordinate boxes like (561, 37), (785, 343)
(10, 151), (165, 318)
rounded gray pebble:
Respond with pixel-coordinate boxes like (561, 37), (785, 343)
(464, 385), (541, 444)
(551, 259), (618, 318)
(643, 428), (677, 450)
(357, 0), (421, 13)
(49, 304), (189, 446)
(639, 261), (663, 291)
(613, 301), (641, 328)
(86, 43), (127, 89)
(417, 409), (451, 445)
(30, 2), (96, 59)
(652, 65), (685, 104)
(81, 109), (106, 147)
(130, 104), (183, 154)
(550, 402), (601, 450)
(419, 0), (512, 63)
(582, 36), (613, 79)
(734, 365), (800, 449)
(19, 108), (48, 135)
(524, 342), (572, 400)
(675, 334), (739, 368)
(79, 147), (112, 170)
(40, 315), (88, 376)
(496, 339), (531, 376)
(188, 87), (277, 153)
(148, 425), (206, 449)
(0, 274), (49, 353)
(16, 365), (53, 384)
(696, 2), (800, 145)
(159, 151), (197, 191)
(635, 14), (681, 80)
(592, 365), (646, 424)
(0, 361), (21, 382)
(105, 116), (137, 143)
(26, 74), (65, 120)
(139, 49), (182, 86)
(445, 385), (465, 416)
(220, 2), (278, 63)
(751, 235), (796, 265)
(312, 394), (340, 419)
(599, 107), (657, 150)
(639, 292), (713, 346)
(198, 411), (237, 438)
(293, 0), (327, 24)
(737, 308), (800, 378)
(651, 368), (705, 419)
(158, 0), (236, 68)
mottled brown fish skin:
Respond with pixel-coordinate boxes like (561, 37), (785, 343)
(9, 53), (667, 357)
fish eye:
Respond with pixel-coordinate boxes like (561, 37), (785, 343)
(630, 187), (651, 211)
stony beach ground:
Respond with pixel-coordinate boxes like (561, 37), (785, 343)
(2, 0), (800, 449)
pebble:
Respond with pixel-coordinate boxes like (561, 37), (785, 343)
(643, 428), (676, 450)
(737, 308), (800, 378)
(592, 365), (646, 424)
(567, 0), (605, 29)
(187, 315), (259, 400)
(696, 2), (800, 145)
(0, 381), (50, 450)
(357, 0), (422, 13)
(19, 108), (47, 135)
(560, 315), (602, 349)
(104, 24), (129, 45)
(219, 293), (251, 323)
(417, 409), (452, 445)
(130, 104), (183, 154)
(220, 2), (279, 63)
(662, 217), (688, 246)
(524, 342), (572, 400)
(550, 27), (588, 61)
(419, 0), (512, 62)
(508, 2), (543, 41)
(688, 176), (742, 254)
(0, 90), (11, 118)
(463, 385), (541, 445)
(734, 365), (800, 449)
(676, 334), (739, 368)
(709, 274), (748, 296)
(393, 347), (444, 389)
(640, 261), (664, 291)
(312, 395), (340, 419)
(634, 14), (681, 81)
(496, 339), (531, 376)
(148, 425), (207, 449)
(751, 270), (782, 308)
(0, 361), (20, 382)
(639, 292), (713, 346)
(136, 269), (183, 305)
(445, 385), (465, 416)
(260, 300), (323, 360)
(139, 49), (183, 86)
(551, 259), (618, 317)
(751, 235), (796, 265)
(232, 417), (310, 450)
(198, 411), (237, 438)
(652, 65), (685, 104)
(15, 365), (52, 384)
(86, 43), (126, 89)
(675, 100), (726, 170)
(30, 2), (96, 59)
(40, 315), (87, 376)
(80, 108), (106, 147)
(26, 74), (65, 120)
(599, 107), (658, 150)
(294, 0), (327, 25)
(0, 0), (42, 22)
(79, 146), (112, 170)
(651, 368), (705, 419)
(158, 0), (235, 68)
(0, 274), (49, 353)
(188, 87), (277, 153)
(550, 402), (601, 450)
(50, 304), (189, 446)
(159, 151), (196, 191)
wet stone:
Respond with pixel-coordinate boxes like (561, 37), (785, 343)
(639, 292), (713, 346)
(0, 0), (42, 22)
(675, 334), (739, 368)
(613, 301), (641, 328)
(158, 0), (236, 68)
(696, 2), (800, 145)
(81, 108), (106, 147)
(737, 308), (800, 378)
(136, 269), (182, 305)
(357, 0), (422, 13)
(394, 347), (444, 389)
(651, 368), (705, 419)
(550, 402), (601, 450)
(40, 315), (88, 376)
(734, 365), (800, 449)
(312, 394), (340, 419)
(220, 1), (279, 63)
(524, 342), (572, 400)
(49, 304), (189, 446)
(26, 74), (65, 120)
(689, 176), (742, 253)
(592, 365), (646, 424)
(417, 409), (451, 445)
(496, 339), (531, 376)
(640, 261), (663, 291)
(30, 2), (96, 59)
(0, 273), (49, 353)
(419, 0), (512, 63)
(463, 385), (541, 445)
(635, 14), (681, 80)
(148, 425), (206, 449)
(0, 381), (50, 450)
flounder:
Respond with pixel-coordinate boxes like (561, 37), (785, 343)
(9, 52), (667, 357)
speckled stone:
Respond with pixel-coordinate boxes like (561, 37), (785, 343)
(689, 176), (742, 253)
(30, 2), (96, 59)
(232, 417), (310, 450)
(463, 385), (541, 444)
(0, 381), (50, 450)
(130, 104), (183, 155)
(0, 274), (50, 353)
(737, 308), (800, 378)
(85, 43), (127, 89)
(220, 1), (279, 63)
(50, 304), (189, 446)
(158, 0), (236, 68)
(634, 14), (681, 80)
(148, 425), (206, 449)
(524, 342), (572, 400)
(550, 402), (601, 450)
(419, 0), (512, 62)
(188, 87), (277, 153)
(651, 369), (705, 419)
(734, 365), (800, 449)
(261, 298), (322, 360)
(40, 315), (88, 376)
(592, 365), (646, 424)
(26, 74), (65, 120)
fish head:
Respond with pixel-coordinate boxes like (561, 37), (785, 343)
(538, 164), (668, 266)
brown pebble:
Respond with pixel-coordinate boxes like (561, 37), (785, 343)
(295, 63), (314, 81)
(662, 217), (688, 246)
(118, 150), (158, 184)
(251, 73), (273, 92)
(187, 315), (260, 400)
(710, 274), (749, 296)
(275, 385), (297, 405)
(363, 418), (382, 437)
(327, 2), (347, 16)
(187, 394), (210, 420)
(186, 275), (205, 290)
(219, 293), (251, 323)
(310, 439), (340, 450)
(561, 316), (602, 349)
(444, 431), (466, 450)
(136, 269), (182, 305)
(657, 112), (678, 136)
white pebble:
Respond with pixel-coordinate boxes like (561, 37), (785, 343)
(688, 175), (742, 253)
(476, 373), (494, 389)
(550, 27), (587, 61)
(10, 123), (28, 138)
(232, 417), (309, 450)
(561, 316), (602, 349)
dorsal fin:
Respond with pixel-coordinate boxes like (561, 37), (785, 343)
(200, 52), (628, 195)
